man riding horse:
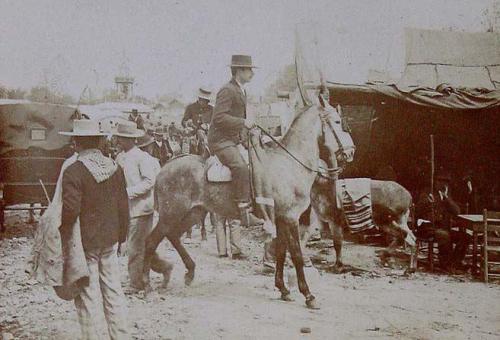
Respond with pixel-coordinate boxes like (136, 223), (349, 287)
(207, 55), (264, 227)
(182, 87), (214, 156)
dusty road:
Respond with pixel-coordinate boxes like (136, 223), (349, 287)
(1, 209), (499, 340)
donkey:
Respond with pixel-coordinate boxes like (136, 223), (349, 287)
(143, 99), (355, 309)
(310, 174), (417, 272)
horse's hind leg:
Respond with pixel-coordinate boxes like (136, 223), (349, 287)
(200, 212), (208, 241)
(287, 220), (318, 309)
(144, 221), (167, 292)
(274, 220), (291, 301)
(166, 207), (206, 286)
(331, 221), (344, 270)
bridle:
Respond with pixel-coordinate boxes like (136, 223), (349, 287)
(253, 105), (348, 181)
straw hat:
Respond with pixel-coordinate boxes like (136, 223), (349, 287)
(113, 121), (145, 138)
(228, 55), (258, 68)
(59, 119), (106, 136)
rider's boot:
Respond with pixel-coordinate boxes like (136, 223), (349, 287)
(238, 202), (264, 227)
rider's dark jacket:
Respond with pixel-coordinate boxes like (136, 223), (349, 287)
(207, 78), (247, 153)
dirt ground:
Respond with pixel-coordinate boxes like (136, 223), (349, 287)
(1, 209), (499, 340)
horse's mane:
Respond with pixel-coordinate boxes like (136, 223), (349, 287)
(280, 104), (313, 146)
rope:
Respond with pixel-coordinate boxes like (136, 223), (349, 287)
(253, 125), (342, 180)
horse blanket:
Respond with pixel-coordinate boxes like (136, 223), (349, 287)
(336, 178), (376, 233)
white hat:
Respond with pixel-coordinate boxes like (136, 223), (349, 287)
(113, 121), (145, 138)
(198, 87), (212, 100)
(59, 119), (106, 136)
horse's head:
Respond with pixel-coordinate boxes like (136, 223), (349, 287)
(317, 102), (355, 174)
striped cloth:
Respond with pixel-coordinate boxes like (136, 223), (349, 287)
(337, 178), (376, 233)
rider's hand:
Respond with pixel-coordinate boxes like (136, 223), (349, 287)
(244, 117), (255, 129)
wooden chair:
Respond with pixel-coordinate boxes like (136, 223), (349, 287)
(413, 204), (439, 271)
(482, 209), (500, 283)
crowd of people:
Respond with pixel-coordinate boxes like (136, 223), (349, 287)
(55, 55), (268, 339)
(50, 53), (492, 339)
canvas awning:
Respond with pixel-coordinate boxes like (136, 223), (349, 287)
(398, 28), (500, 91)
(328, 28), (500, 110)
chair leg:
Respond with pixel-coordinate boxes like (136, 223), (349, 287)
(483, 209), (488, 284)
(429, 241), (434, 272)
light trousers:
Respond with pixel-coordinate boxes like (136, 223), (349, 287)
(74, 245), (129, 340)
(214, 215), (242, 256)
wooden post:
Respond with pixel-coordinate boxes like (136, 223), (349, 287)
(430, 135), (435, 229)
(483, 209), (488, 283)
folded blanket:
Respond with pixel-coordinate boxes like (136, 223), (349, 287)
(31, 153), (89, 300)
(337, 178), (376, 233)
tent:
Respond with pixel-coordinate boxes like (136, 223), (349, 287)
(0, 101), (77, 208)
(326, 29), (500, 212)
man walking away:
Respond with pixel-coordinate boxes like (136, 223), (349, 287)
(60, 120), (130, 340)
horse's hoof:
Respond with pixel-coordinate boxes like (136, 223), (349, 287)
(280, 292), (294, 302)
(161, 269), (173, 289)
(404, 268), (416, 276)
(184, 271), (195, 286)
(305, 296), (320, 310)
(143, 283), (153, 296)
(331, 262), (344, 273)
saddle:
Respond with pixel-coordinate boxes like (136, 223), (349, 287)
(205, 144), (249, 182)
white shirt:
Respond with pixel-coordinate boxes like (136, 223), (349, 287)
(116, 146), (160, 218)
(235, 78), (247, 97)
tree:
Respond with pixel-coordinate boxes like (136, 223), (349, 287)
(27, 85), (74, 104)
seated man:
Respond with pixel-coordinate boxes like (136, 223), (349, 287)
(207, 55), (263, 227)
(416, 173), (471, 272)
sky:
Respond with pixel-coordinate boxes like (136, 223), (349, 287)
(0, 0), (495, 101)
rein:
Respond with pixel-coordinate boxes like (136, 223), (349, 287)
(254, 123), (343, 180)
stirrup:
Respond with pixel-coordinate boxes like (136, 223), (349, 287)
(238, 203), (264, 227)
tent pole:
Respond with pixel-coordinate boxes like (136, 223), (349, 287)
(430, 134), (435, 229)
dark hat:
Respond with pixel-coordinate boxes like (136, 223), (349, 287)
(153, 127), (164, 136)
(229, 55), (258, 68)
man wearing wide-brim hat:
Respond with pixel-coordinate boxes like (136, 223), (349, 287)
(207, 54), (264, 259)
(59, 119), (130, 339)
(114, 121), (173, 293)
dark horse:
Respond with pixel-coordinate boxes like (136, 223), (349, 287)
(143, 98), (355, 309)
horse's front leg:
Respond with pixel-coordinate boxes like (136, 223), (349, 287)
(274, 221), (292, 301)
(287, 219), (319, 309)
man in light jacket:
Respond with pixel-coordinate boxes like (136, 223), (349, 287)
(115, 121), (173, 292)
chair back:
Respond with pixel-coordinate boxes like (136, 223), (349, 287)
(482, 209), (500, 283)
